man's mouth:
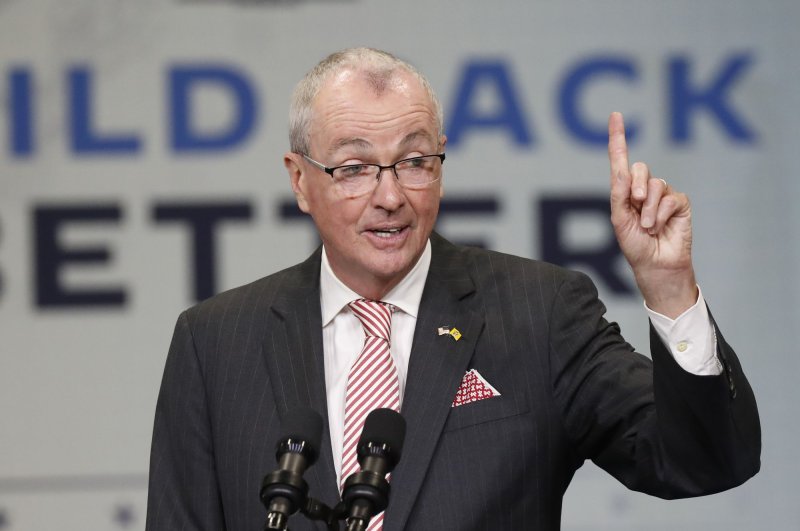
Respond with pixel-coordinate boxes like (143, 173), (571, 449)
(372, 228), (401, 238)
(368, 226), (407, 239)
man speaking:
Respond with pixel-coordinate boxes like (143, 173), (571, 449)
(145, 48), (760, 530)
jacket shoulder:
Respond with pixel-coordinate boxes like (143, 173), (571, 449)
(447, 242), (586, 298)
(181, 253), (320, 326)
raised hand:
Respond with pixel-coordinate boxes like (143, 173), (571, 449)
(608, 112), (698, 318)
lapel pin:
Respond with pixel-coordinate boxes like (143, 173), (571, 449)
(437, 326), (462, 341)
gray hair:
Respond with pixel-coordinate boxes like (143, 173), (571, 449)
(288, 47), (444, 155)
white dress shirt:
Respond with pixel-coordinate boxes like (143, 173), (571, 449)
(320, 240), (431, 484)
(319, 239), (719, 485)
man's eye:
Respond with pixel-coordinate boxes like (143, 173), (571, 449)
(398, 157), (428, 171)
(339, 165), (367, 177)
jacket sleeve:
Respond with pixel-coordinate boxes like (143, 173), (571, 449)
(145, 311), (226, 530)
(549, 269), (761, 498)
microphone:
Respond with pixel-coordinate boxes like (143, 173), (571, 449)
(260, 406), (323, 530)
(340, 408), (406, 531)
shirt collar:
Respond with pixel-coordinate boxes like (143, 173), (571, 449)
(320, 239), (432, 326)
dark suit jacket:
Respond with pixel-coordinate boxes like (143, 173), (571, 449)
(146, 233), (760, 531)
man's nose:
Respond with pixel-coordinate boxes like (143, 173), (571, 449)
(370, 166), (405, 209)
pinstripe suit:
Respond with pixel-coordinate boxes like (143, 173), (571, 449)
(146, 233), (760, 531)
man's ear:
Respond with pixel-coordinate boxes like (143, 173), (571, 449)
(284, 153), (310, 213)
(438, 134), (447, 199)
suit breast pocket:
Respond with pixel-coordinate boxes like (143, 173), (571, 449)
(443, 395), (529, 433)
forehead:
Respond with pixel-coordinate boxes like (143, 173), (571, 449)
(309, 69), (439, 154)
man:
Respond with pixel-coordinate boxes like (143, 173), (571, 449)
(146, 48), (760, 530)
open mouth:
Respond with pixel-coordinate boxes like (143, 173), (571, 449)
(370, 227), (404, 238)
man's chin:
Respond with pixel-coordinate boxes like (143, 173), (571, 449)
(363, 252), (417, 284)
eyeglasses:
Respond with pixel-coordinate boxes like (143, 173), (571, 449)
(302, 153), (445, 197)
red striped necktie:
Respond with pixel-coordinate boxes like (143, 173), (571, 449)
(341, 299), (400, 530)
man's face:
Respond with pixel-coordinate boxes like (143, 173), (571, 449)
(285, 69), (444, 299)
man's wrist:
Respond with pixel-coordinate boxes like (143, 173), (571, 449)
(637, 268), (698, 319)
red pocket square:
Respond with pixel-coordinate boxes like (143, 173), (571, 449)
(452, 369), (501, 407)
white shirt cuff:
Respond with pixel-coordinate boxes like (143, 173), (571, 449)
(644, 286), (722, 376)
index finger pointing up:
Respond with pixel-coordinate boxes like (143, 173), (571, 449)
(608, 111), (629, 182)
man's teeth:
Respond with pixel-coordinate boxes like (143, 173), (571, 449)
(373, 228), (401, 237)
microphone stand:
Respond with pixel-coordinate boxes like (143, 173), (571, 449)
(263, 493), (341, 531)
(268, 468), (390, 531)
(301, 497), (341, 531)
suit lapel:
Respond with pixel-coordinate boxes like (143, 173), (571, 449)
(261, 248), (341, 510)
(386, 234), (485, 530)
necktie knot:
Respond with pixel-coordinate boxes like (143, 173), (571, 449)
(348, 299), (393, 341)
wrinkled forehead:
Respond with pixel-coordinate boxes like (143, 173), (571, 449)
(309, 68), (440, 149)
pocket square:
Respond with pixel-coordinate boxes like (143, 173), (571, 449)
(452, 369), (501, 407)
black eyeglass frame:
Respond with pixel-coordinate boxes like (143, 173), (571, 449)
(301, 153), (446, 184)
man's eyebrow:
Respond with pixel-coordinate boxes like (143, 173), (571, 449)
(399, 130), (435, 148)
(325, 130), (436, 157)
(327, 137), (372, 155)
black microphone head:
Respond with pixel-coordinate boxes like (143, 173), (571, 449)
(276, 406), (323, 465)
(357, 408), (406, 467)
